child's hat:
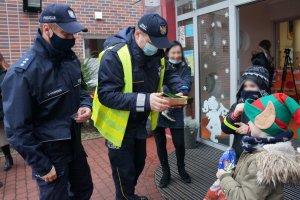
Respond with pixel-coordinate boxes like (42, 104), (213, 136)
(237, 66), (270, 99)
(244, 93), (300, 137)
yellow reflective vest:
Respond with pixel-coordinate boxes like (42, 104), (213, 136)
(92, 44), (165, 147)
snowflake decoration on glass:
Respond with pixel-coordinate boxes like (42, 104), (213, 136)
(225, 68), (229, 74)
(204, 64), (208, 69)
(225, 12), (229, 18)
(212, 51), (217, 56)
(221, 94), (225, 99)
(214, 75), (218, 80)
(216, 21), (222, 28)
(201, 19), (205, 24)
(203, 86), (207, 91)
(222, 39), (227, 45)
(211, 22), (215, 27)
(203, 40), (207, 46)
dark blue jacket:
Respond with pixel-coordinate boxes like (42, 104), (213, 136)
(98, 27), (187, 139)
(157, 61), (192, 129)
(2, 30), (92, 176)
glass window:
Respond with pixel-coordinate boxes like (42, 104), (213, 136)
(177, 18), (196, 119)
(198, 8), (230, 146)
(197, 0), (224, 8)
(28, 0), (41, 7)
(176, 0), (195, 15)
(84, 39), (105, 58)
(272, 19), (300, 100)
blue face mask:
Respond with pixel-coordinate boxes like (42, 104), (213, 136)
(143, 42), (158, 56)
(169, 59), (182, 65)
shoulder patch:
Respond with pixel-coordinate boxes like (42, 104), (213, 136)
(15, 53), (35, 72)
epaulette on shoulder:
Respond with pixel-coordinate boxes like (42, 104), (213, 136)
(15, 52), (35, 72)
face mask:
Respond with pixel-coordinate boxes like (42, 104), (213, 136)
(169, 59), (182, 65)
(50, 32), (75, 52)
(240, 90), (261, 101)
(142, 42), (158, 56)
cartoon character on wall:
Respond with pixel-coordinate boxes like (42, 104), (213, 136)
(202, 96), (229, 143)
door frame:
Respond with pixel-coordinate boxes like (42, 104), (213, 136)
(175, 0), (256, 150)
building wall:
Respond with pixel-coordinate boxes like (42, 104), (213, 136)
(0, 0), (144, 64)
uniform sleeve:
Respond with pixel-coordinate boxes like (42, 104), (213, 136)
(163, 63), (187, 95)
(2, 70), (52, 176)
(97, 50), (151, 112)
(219, 160), (273, 200)
(221, 103), (240, 135)
(80, 73), (92, 108)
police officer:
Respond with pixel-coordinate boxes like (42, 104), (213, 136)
(92, 14), (189, 200)
(2, 4), (93, 200)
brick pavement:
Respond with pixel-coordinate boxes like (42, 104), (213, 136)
(0, 136), (175, 200)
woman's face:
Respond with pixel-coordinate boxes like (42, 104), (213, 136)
(243, 80), (259, 91)
(168, 45), (182, 62)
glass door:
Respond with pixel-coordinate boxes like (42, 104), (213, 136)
(178, 18), (196, 119)
(198, 8), (231, 146)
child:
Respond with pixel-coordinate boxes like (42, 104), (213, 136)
(222, 66), (270, 159)
(217, 93), (300, 199)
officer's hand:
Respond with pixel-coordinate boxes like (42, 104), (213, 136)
(41, 166), (57, 183)
(75, 107), (92, 123)
(150, 93), (170, 112)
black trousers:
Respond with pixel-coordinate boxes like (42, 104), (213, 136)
(154, 127), (186, 172)
(36, 150), (93, 200)
(107, 137), (147, 200)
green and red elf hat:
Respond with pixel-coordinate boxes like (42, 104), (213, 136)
(244, 93), (300, 137)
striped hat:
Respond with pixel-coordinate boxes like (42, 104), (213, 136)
(237, 66), (270, 100)
(244, 93), (300, 137)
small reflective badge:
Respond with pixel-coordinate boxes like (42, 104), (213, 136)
(47, 89), (63, 97)
(43, 16), (56, 21)
(158, 65), (162, 77)
(68, 10), (76, 19)
(139, 23), (147, 31)
(160, 25), (167, 35)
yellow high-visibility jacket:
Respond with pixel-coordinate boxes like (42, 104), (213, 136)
(92, 44), (165, 147)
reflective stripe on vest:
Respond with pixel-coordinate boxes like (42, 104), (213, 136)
(92, 44), (165, 147)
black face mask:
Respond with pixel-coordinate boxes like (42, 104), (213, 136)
(240, 90), (261, 102)
(50, 32), (75, 52)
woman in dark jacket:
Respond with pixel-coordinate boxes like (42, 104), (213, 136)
(221, 65), (270, 160)
(251, 40), (274, 87)
(0, 53), (13, 171)
(154, 41), (192, 188)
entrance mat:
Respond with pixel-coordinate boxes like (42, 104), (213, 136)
(155, 140), (300, 200)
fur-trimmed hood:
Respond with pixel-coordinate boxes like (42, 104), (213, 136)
(256, 141), (300, 186)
